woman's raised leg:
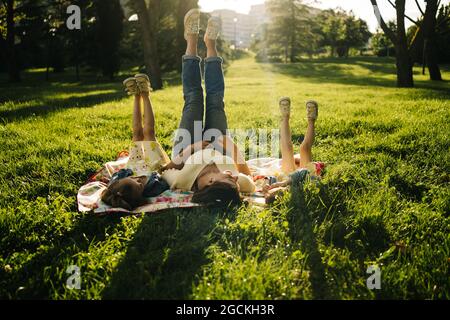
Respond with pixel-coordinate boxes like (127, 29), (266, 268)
(203, 17), (228, 137)
(172, 10), (204, 157)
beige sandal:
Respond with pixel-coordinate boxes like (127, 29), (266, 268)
(306, 100), (318, 120)
(135, 73), (152, 93)
(184, 8), (200, 40)
(279, 97), (291, 118)
(123, 77), (140, 96)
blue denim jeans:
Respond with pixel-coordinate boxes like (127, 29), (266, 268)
(172, 55), (228, 157)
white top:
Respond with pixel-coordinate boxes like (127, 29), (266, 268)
(161, 149), (255, 193)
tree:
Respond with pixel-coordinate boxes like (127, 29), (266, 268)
(435, 4), (450, 64)
(371, 0), (444, 86)
(371, 0), (416, 87)
(94, 0), (124, 80)
(130, 0), (163, 90)
(318, 9), (346, 57)
(266, 0), (312, 63)
(2, 0), (21, 81)
(318, 9), (371, 58)
(342, 14), (372, 57)
(408, 0), (442, 80)
(372, 23), (396, 57)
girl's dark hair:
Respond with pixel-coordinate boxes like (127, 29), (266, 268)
(191, 181), (242, 207)
(101, 179), (146, 210)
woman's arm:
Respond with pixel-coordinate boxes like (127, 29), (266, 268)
(217, 135), (251, 176)
(160, 140), (211, 172)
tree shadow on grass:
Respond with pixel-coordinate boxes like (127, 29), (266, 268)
(287, 176), (392, 299)
(1, 213), (124, 299)
(0, 85), (124, 123)
(267, 57), (450, 97)
(287, 184), (332, 299)
(2, 206), (224, 299)
(102, 207), (226, 299)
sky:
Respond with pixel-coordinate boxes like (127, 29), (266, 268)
(198, 0), (450, 32)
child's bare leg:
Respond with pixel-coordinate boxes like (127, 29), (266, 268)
(205, 38), (218, 58)
(186, 34), (198, 56)
(279, 98), (296, 173)
(299, 119), (316, 168)
(141, 92), (156, 141)
(132, 95), (144, 142)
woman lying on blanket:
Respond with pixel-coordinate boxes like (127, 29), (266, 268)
(101, 9), (256, 210)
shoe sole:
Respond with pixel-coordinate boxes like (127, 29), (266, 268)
(306, 100), (318, 119)
(205, 17), (221, 40)
(184, 8), (200, 26)
(184, 8), (200, 38)
(135, 73), (150, 82)
(279, 97), (291, 116)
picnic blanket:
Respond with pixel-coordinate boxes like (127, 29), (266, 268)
(77, 151), (203, 215)
(77, 153), (324, 215)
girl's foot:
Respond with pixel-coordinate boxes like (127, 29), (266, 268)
(204, 16), (221, 42)
(306, 100), (318, 120)
(135, 73), (152, 94)
(123, 77), (140, 96)
(184, 8), (200, 40)
(279, 97), (291, 118)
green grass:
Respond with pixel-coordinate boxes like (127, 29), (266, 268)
(0, 56), (449, 299)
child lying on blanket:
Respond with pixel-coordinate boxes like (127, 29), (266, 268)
(261, 98), (322, 204)
(100, 73), (172, 210)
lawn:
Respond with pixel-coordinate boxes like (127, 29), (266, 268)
(0, 55), (449, 299)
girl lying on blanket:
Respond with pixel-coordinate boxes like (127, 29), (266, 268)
(260, 98), (322, 204)
(102, 9), (256, 210)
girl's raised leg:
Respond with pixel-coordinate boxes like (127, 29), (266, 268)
(299, 101), (318, 168)
(141, 92), (156, 141)
(299, 119), (315, 168)
(279, 98), (296, 173)
(132, 95), (144, 142)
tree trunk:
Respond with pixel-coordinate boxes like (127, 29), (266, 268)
(422, 0), (442, 80)
(425, 38), (442, 80)
(395, 44), (414, 87)
(133, 0), (163, 90)
(6, 0), (21, 82)
(408, 0), (442, 81)
(371, 0), (414, 87)
(285, 42), (288, 63)
(395, 0), (414, 87)
(290, 33), (297, 62)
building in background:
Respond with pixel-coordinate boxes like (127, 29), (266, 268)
(211, 3), (270, 49)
